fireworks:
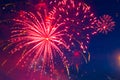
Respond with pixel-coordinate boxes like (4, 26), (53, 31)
(56, 0), (97, 65)
(4, 0), (97, 69)
(7, 3), (70, 76)
(0, 0), (115, 80)
(96, 15), (115, 34)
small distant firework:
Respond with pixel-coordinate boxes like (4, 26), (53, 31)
(96, 15), (115, 34)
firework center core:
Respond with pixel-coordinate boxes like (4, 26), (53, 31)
(45, 37), (49, 41)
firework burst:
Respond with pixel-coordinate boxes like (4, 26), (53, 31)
(96, 15), (115, 34)
(5, 3), (71, 76)
(56, 0), (97, 64)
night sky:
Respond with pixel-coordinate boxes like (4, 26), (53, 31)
(0, 0), (120, 80)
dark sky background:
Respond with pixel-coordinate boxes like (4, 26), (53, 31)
(0, 0), (120, 80)
(87, 0), (120, 80)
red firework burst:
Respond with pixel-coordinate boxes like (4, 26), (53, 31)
(8, 3), (70, 74)
(96, 15), (115, 34)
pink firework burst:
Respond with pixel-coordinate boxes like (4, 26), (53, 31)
(96, 15), (115, 34)
(56, 0), (97, 64)
(2, 2), (70, 78)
